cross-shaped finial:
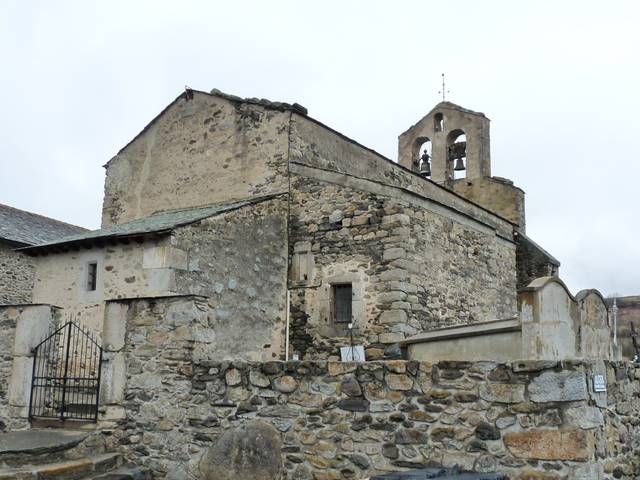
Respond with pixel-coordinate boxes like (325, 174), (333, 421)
(438, 73), (449, 101)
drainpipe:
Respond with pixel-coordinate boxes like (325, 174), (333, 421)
(285, 290), (291, 360)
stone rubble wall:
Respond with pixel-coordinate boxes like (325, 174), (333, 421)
(31, 237), (173, 336)
(289, 114), (514, 239)
(112, 302), (640, 480)
(0, 242), (34, 305)
(102, 91), (291, 227)
(0, 306), (17, 430)
(452, 177), (526, 232)
(173, 195), (289, 361)
(288, 173), (516, 360)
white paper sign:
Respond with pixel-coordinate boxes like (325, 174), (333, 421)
(593, 374), (607, 392)
(340, 345), (365, 362)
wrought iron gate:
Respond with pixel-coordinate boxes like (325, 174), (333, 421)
(29, 321), (103, 422)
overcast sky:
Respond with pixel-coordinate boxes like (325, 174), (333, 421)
(1, 0), (638, 296)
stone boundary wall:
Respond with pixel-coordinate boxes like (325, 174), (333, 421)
(113, 319), (640, 480)
(0, 306), (17, 430)
(0, 242), (35, 305)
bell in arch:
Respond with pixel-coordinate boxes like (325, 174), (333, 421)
(454, 157), (466, 171)
(419, 150), (431, 177)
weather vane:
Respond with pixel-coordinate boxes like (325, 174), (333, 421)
(438, 73), (449, 101)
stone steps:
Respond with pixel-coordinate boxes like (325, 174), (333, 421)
(0, 452), (122, 479)
(0, 429), (150, 480)
(83, 463), (149, 480)
(0, 429), (97, 467)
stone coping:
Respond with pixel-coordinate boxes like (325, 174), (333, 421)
(399, 317), (520, 346)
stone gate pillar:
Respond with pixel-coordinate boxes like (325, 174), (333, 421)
(1, 304), (59, 429)
(99, 300), (129, 424)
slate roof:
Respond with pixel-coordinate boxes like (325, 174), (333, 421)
(0, 204), (87, 246)
(515, 230), (561, 266)
(20, 193), (283, 253)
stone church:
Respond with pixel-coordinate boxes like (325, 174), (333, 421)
(5, 88), (614, 362)
(0, 88), (631, 480)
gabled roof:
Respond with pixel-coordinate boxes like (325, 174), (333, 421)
(428, 100), (487, 118)
(104, 87), (516, 231)
(110, 88), (308, 161)
(399, 101), (488, 137)
(0, 204), (87, 246)
(20, 193), (284, 254)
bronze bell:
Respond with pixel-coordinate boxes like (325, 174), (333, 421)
(419, 150), (431, 177)
(454, 157), (466, 171)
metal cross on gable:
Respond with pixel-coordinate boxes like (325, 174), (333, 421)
(438, 73), (450, 101)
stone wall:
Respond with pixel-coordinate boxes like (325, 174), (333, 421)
(287, 173), (516, 360)
(108, 298), (639, 479)
(99, 290), (289, 426)
(452, 177), (525, 232)
(577, 289), (613, 360)
(0, 242), (34, 305)
(113, 319), (640, 480)
(518, 277), (616, 361)
(0, 306), (17, 429)
(102, 91), (290, 227)
(172, 195), (289, 361)
(407, 281), (618, 363)
(31, 236), (177, 334)
(289, 114), (514, 240)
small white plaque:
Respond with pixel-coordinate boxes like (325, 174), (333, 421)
(593, 374), (607, 392)
(340, 345), (365, 362)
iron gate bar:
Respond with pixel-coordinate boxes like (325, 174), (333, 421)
(60, 322), (72, 420)
(28, 320), (103, 422)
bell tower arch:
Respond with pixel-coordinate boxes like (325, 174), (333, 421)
(398, 102), (491, 186)
(398, 102), (526, 231)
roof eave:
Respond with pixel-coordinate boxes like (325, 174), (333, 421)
(0, 238), (32, 249)
(19, 230), (172, 256)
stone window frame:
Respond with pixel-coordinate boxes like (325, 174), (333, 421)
(318, 272), (365, 331)
(86, 261), (98, 292)
(331, 283), (353, 324)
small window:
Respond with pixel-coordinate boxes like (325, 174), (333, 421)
(86, 262), (97, 291)
(434, 112), (444, 132)
(332, 284), (352, 323)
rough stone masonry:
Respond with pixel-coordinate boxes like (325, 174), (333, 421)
(0, 243), (34, 305)
(103, 296), (639, 480)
